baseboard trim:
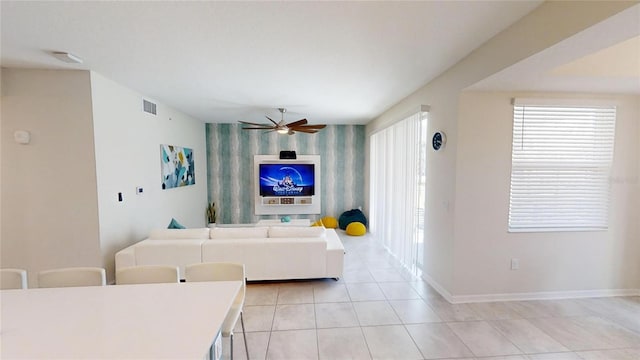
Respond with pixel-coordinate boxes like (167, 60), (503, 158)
(421, 272), (455, 303)
(450, 288), (640, 304)
(420, 273), (639, 304)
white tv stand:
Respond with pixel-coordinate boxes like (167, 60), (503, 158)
(261, 197), (313, 206)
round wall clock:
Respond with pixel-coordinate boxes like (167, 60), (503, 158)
(432, 131), (446, 151)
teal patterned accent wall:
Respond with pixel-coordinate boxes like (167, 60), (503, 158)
(206, 124), (365, 224)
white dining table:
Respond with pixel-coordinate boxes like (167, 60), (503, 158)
(0, 281), (241, 359)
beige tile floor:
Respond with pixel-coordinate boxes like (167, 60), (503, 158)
(223, 231), (640, 360)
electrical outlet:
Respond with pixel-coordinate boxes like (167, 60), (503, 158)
(511, 258), (520, 270)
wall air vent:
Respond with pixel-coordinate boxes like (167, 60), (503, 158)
(143, 99), (157, 115)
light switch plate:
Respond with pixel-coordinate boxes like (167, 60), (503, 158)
(511, 258), (520, 270)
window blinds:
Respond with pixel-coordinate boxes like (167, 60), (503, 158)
(508, 100), (616, 232)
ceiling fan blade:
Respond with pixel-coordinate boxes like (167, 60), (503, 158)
(239, 120), (272, 127)
(290, 124), (326, 130)
(265, 116), (280, 126)
(242, 126), (275, 130)
(286, 119), (308, 128)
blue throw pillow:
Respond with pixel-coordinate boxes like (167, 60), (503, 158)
(168, 218), (186, 229)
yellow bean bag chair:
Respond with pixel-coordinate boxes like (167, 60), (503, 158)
(311, 219), (324, 227)
(346, 222), (366, 236)
(321, 216), (338, 229)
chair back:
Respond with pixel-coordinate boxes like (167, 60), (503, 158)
(186, 262), (249, 358)
(116, 265), (179, 285)
(185, 262), (245, 304)
(38, 267), (106, 288)
(1, 268), (28, 289)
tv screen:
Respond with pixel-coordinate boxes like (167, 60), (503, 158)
(259, 163), (315, 197)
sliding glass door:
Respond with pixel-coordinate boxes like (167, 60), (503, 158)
(370, 110), (427, 274)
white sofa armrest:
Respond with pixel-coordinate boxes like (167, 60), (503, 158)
(115, 246), (137, 270)
(325, 229), (345, 279)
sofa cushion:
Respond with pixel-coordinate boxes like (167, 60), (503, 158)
(209, 226), (269, 239)
(268, 226), (326, 238)
(202, 239), (267, 280)
(149, 228), (210, 240)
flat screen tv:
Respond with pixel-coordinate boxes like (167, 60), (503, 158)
(259, 163), (315, 197)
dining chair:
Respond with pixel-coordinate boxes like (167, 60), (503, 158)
(116, 265), (179, 285)
(185, 262), (249, 360)
(38, 267), (106, 288)
(1, 268), (28, 289)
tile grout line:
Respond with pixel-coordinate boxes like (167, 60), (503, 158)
(483, 318), (528, 357)
(386, 292), (432, 359)
(443, 321), (484, 359)
(263, 286), (280, 359)
(312, 285), (320, 360)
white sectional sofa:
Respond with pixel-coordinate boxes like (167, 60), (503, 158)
(115, 226), (344, 281)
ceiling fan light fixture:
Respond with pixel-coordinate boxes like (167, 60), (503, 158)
(277, 128), (289, 134)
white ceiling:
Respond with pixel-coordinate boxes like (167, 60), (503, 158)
(1, 1), (542, 124)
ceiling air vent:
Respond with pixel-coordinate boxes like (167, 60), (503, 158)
(143, 99), (157, 115)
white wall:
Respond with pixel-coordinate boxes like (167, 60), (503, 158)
(0, 69), (206, 285)
(90, 72), (207, 282)
(454, 92), (639, 299)
(1, 69), (101, 287)
(637, 104), (640, 289)
(366, 1), (638, 299)
(1, 69), (3, 257)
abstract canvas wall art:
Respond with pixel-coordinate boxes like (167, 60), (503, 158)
(161, 144), (195, 189)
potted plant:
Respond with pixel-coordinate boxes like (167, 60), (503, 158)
(206, 202), (217, 228)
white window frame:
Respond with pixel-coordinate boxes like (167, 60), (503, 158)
(508, 98), (616, 232)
